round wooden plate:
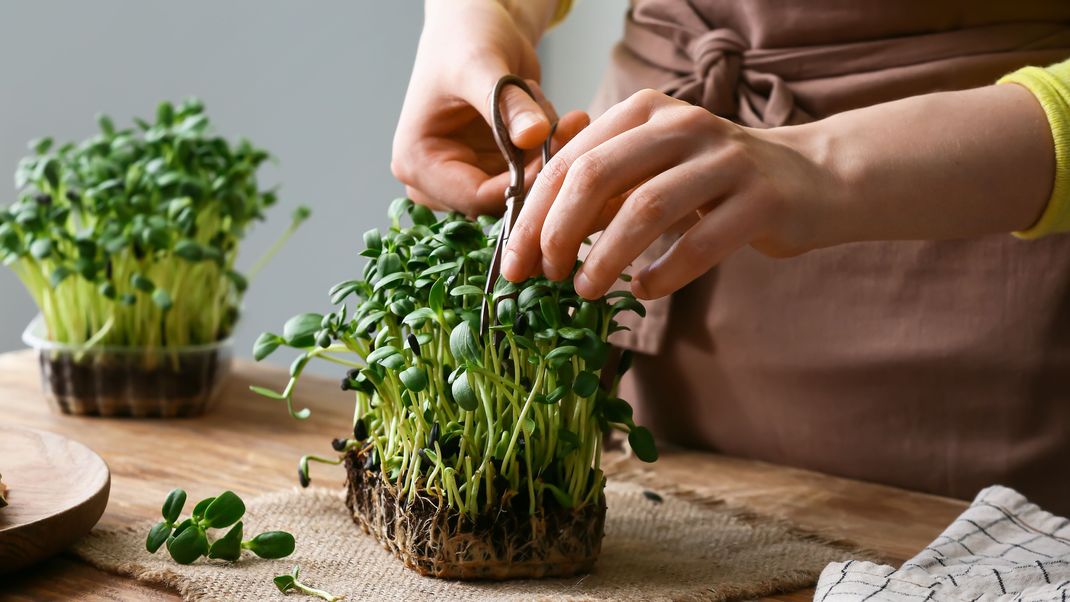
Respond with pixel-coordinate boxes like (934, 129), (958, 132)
(0, 426), (110, 573)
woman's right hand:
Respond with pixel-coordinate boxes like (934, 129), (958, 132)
(392, 0), (589, 216)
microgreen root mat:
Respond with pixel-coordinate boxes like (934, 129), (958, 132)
(72, 480), (863, 601)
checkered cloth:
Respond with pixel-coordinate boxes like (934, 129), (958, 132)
(815, 486), (1070, 602)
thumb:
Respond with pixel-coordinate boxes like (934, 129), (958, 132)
(465, 62), (552, 149)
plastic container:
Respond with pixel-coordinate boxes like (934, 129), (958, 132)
(22, 316), (232, 418)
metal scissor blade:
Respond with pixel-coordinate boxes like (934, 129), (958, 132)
(480, 197), (521, 335)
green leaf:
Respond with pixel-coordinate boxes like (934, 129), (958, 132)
(628, 426), (659, 463)
(541, 385), (568, 404)
(274, 574), (297, 593)
(402, 307), (436, 327)
(518, 285), (548, 310)
(388, 197), (413, 225)
(244, 531), (296, 559)
(399, 366), (428, 392)
(420, 261), (460, 278)
(442, 220), (479, 240)
(49, 267), (71, 288)
(355, 310), (387, 335)
(146, 521), (171, 553)
(449, 321), (481, 365)
(131, 273), (155, 293)
(372, 271), (409, 292)
(29, 137), (53, 155)
(612, 297), (647, 318)
(161, 488), (186, 523)
(492, 277), (520, 299)
(207, 521), (243, 561)
(573, 302), (598, 330)
(409, 203), (436, 226)
(577, 335), (609, 368)
(557, 327), (590, 341)
(38, 157), (61, 190)
(366, 345), (400, 364)
(495, 298), (517, 326)
(380, 353), (406, 371)
(545, 346), (579, 362)
(376, 252), (403, 276)
(156, 100), (175, 126)
(603, 397), (634, 425)
(192, 497), (215, 520)
(451, 372), (479, 411)
(29, 238), (52, 259)
(283, 313), (323, 347)
(540, 297), (561, 328)
(98, 282), (117, 300)
(449, 285), (484, 297)
(252, 333), (283, 361)
(573, 371), (599, 397)
(152, 288), (173, 310)
(203, 490), (245, 529)
(173, 239), (204, 262)
(428, 278), (446, 313)
(166, 523), (208, 564)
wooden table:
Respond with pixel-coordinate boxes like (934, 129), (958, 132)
(1, 350), (967, 601)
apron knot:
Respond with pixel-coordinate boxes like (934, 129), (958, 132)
(686, 28), (747, 118)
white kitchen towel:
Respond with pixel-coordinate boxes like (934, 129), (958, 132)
(815, 486), (1070, 602)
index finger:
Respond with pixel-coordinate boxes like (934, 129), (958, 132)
(501, 101), (650, 282)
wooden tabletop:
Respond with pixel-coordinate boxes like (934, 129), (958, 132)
(1, 350), (967, 601)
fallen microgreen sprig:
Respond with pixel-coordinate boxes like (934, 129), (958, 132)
(146, 488), (295, 564)
(274, 565), (342, 602)
(255, 198), (657, 518)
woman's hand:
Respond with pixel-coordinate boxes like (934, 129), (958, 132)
(392, 0), (589, 216)
(501, 83), (1054, 300)
(501, 89), (839, 299)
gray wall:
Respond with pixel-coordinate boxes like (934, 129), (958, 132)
(0, 0), (627, 373)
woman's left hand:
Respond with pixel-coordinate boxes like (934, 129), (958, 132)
(499, 81), (1057, 300)
(499, 88), (840, 300)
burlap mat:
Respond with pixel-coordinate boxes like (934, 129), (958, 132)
(72, 477), (867, 601)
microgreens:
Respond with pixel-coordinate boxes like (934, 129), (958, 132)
(1, 98), (308, 349)
(274, 565), (342, 602)
(255, 198), (656, 518)
(146, 488), (295, 564)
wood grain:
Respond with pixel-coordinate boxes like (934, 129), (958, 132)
(0, 350), (967, 601)
(0, 425), (110, 573)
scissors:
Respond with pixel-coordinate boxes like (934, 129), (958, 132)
(479, 74), (556, 337)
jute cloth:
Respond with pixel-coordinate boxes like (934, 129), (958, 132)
(71, 478), (867, 601)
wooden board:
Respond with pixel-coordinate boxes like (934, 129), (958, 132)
(0, 425), (110, 573)
(0, 349), (968, 601)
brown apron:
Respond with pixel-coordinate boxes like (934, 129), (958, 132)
(594, 0), (1070, 512)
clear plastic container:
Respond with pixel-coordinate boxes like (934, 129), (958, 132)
(22, 316), (233, 418)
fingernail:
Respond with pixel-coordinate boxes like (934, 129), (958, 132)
(542, 258), (562, 281)
(511, 111), (540, 137)
(502, 248), (521, 280)
(632, 272), (650, 299)
(575, 271), (595, 299)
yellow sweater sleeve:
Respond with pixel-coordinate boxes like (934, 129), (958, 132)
(999, 59), (1070, 239)
(548, 0), (573, 28)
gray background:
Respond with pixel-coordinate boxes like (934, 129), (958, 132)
(0, 1), (627, 373)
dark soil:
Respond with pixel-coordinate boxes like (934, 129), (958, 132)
(344, 448), (606, 580)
